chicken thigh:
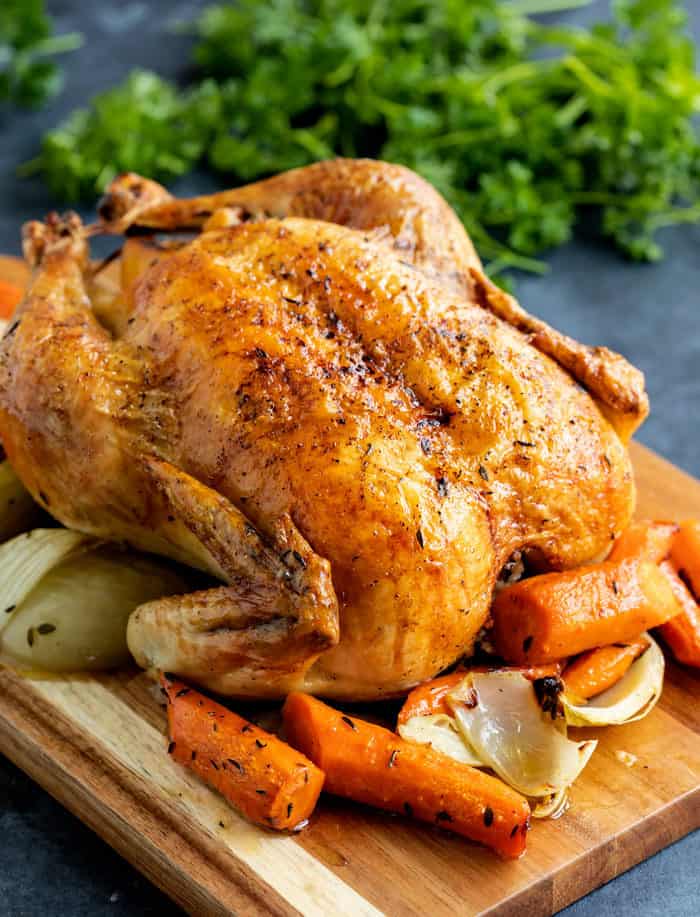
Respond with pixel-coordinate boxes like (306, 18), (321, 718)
(0, 159), (647, 699)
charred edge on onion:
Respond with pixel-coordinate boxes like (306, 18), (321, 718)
(534, 676), (564, 720)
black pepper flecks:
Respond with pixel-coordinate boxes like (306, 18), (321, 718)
(483, 806), (494, 827)
(341, 715), (357, 731)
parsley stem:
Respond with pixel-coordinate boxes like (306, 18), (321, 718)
(554, 94), (587, 128)
(562, 56), (613, 96)
(25, 33), (83, 59)
(480, 60), (551, 96)
(470, 223), (549, 275)
(508, 0), (594, 14)
(647, 205), (700, 231)
(431, 128), (500, 150)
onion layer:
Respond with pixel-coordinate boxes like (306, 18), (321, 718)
(449, 671), (596, 799)
(561, 633), (664, 726)
(0, 530), (190, 671)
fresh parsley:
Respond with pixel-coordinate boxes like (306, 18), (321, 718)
(27, 0), (700, 273)
(0, 0), (81, 107)
(23, 71), (222, 202)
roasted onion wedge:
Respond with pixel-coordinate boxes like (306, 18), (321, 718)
(398, 712), (482, 766)
(561, 633), (664, 727)
(448, 671), (597, 800)
(0, 529), (189, 671)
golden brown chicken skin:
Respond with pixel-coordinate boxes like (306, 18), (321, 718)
(0, 160), (645, 699)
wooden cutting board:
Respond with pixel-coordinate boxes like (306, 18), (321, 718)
(0, 441), (698, 917)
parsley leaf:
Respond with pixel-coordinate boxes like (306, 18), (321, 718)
(25, 72), (222, 201)
(0, 0), (81, 107)
(27, 0), (700, 273)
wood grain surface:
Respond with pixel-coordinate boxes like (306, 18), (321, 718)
(0, 441), (698, 917)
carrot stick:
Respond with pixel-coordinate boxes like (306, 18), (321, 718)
(670, 520), (700, 600)
(605, 520), (700, 667)
(491, 559), (680, 664)
(283, 692), (530, 859)
(161, 675), (324, 830)
(397, 663), (562, 726)
(608, 520), (678, 564)
(656, 561), (700, 667)
(562, 638), (648, 700)
(0, 279), (23, 319)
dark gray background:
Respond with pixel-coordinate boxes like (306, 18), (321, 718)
(0, 2), (698, 915)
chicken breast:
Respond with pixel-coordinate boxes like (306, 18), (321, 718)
(0, 159), (646, 699)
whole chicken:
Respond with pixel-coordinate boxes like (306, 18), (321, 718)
(0, 159), (647, 699)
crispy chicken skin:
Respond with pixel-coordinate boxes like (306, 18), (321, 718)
(0, 159), (646, 699)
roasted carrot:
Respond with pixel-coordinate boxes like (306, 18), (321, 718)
(562, 638), (649, 700)
(283, 692), (530, 858)
(491, 560), (679, 664)
(656, 560), (700, 667)
(397, 673), (466, 725)
(397, 663), (562, 726)
(161, 675), (324, 830)
(608, 520), (678, 564)
(670, 520), (700, 600)
(0, 279), (22, 319)
(603, 520), (700, 667)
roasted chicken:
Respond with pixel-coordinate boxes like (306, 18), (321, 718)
(0, 159), (648, 699)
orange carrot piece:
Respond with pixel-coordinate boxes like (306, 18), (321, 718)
(670, 520), (700, 600)
(562, 638), (648, 700)
(397, 663), (562, 726)
(491, 559), (680, 664)
(608, 520), (678, 564)
(0, 254), (30, 289)
(397, 673), (466, 725)
(0, 279), (23, 319)
(283, 692), (530, 859)
(161, 675), (324, 830)
(656, 560), (700, 668)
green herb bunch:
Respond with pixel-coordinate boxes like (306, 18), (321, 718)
(0, 0), (81, 107)
(28, 0), (700, 273)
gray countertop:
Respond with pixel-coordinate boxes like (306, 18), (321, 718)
(0, 2), (698, 914)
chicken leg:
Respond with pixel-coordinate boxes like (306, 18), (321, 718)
(1, 213), (339, 696)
